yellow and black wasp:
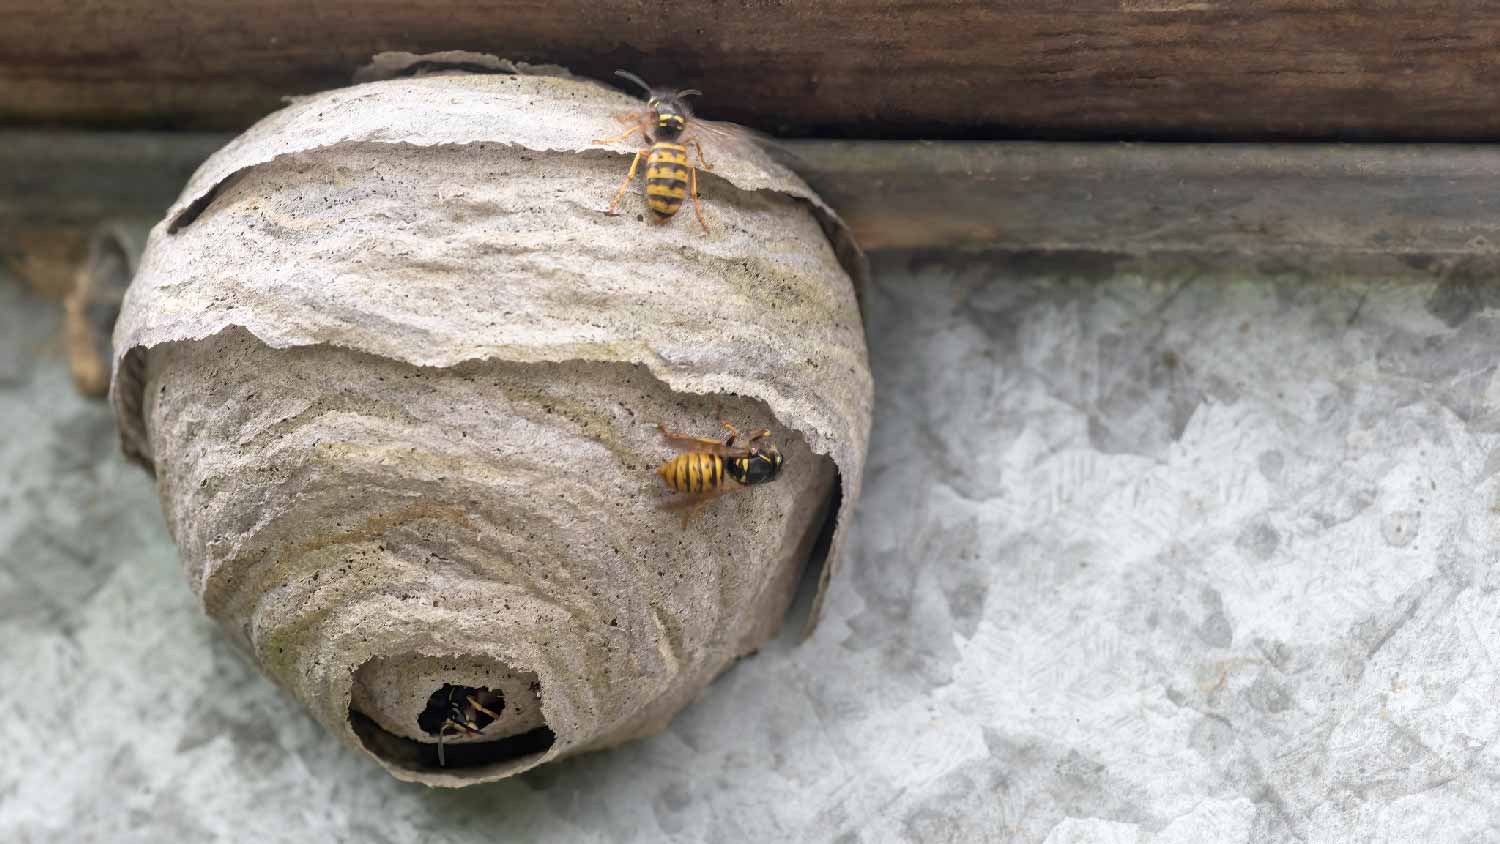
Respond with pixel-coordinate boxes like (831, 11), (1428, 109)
(592, 70), (723, 233)
(655, 418), (785, 522)
(417, 683), (505, 767)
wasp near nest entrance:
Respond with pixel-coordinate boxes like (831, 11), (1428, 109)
(417, 683), (505, 767)
(592, 70), (723, 233)
(656, 419), (785, 523)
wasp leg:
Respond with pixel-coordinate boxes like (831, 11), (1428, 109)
(611, 111), (645, 125)
(466, 694), (503, 722)
(437, 724), (449, 767)
(746, 428), (771, 443)
(592, 124), (645, 146)
(684, 137), (713, 171)
(688, 165), (709, 234)
(604, 151), (646, 216)
(719, 419), (742, 447)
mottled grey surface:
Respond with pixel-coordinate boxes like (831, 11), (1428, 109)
(5, 252), (1500, 842)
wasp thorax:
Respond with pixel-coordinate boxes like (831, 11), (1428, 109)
(652, 102), (688, 138)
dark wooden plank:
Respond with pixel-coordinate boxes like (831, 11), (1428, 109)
(5, 2), (1500, 139)
(0, 132), (221, 297)
(7, 131), (1500, 299)
(785, 141), (1500, 255)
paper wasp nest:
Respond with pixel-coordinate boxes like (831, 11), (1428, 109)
(109, 60), (870, 786)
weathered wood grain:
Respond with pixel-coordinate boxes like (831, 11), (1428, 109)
(9, 131), (1500, 297)
(785, 141), (1500, 255)
(4, 2), (1500, 138)
(0, 132), (219, 297)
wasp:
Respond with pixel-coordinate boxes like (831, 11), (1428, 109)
(417, 684), (505, 767)
(592, 70), (720, 233)
(656, 419), (785, 522)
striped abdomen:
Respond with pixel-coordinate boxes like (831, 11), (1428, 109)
(645, 142), (690, 218)
(658, 452), (723, 494)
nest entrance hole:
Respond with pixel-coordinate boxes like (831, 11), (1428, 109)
(351, 680), (555, 773)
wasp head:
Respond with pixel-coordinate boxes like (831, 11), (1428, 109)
(616, 70), (699, 140)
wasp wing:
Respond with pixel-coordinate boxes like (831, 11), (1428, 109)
(657, 476), (746, 531)
(684, 117), (795, 171)
(655, 423), (754, 458)
(689, 112), (871, 296)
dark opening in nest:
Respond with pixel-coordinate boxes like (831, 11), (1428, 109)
(417, 683), (503, 736)
(350, 682), (556, 773)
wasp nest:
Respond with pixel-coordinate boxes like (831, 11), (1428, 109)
(110, 61), (870, 786)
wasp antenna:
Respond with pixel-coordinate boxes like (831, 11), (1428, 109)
(677, 89), (703, 98)
(614, 70), (652, 94)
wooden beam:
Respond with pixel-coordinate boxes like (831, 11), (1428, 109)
(0, 132), (222, 223)
(7, 131), (1500, 300)
(0, 132), (221, 298)
(784, 141), (1500, 256)
(4, 2), (1500, 139)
